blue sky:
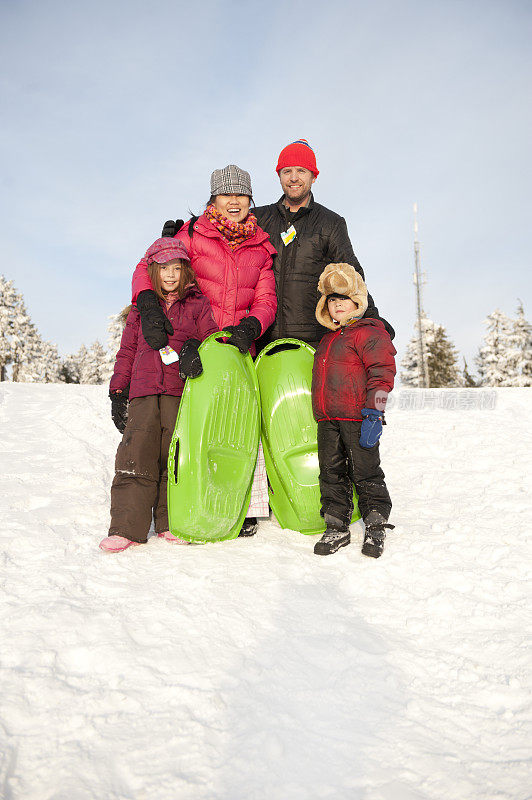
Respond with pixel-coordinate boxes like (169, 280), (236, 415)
(1, 0), (531, 375)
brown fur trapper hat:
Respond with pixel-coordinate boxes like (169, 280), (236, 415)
(316, 263), (368, 330)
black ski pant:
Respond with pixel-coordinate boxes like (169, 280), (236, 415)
(317, 419), (392, 526)
(109, 395), (181, 542)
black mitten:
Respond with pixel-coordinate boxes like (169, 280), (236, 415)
(179, 338), (203, 379)
(110, 387), (129, 433)
(136, 289), (174, 349)
(223, 316), (261, 354)
(161, 218), (185, 238)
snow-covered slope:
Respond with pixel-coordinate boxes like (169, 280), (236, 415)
(1, 384), (530, 800)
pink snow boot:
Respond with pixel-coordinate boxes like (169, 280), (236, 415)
(158, 531), (190, 545)
(99, 535), (142, 552)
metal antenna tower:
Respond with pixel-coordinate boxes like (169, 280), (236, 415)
(413, 203), (429, 387)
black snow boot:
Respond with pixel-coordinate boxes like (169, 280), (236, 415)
(238, 517), (258, 537)
(314, 514), (350, 556)
(362, 511), (395, 559)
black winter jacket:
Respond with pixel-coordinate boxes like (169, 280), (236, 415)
(254, 194), (387, 348)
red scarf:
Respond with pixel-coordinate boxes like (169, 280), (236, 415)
(205, 204), (258, 250)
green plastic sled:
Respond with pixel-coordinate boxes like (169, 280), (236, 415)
(255, 338), (361, 535)
(167, 332), (260, 543)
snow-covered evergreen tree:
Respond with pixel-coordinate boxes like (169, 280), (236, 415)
(402, 315), (462, 387)
(506, 302), (532, 387)
(462, 358), (477, 388)
(78, 340), (108, 384)
(13, 323), (61, 383)
(476, 309), (514, 386)
(0, 275), (61, 382)
(400, 314), (437, 386)
(0, 275), (30, 380)
(59, 353), (81, 383)
(426, 326), (461, 387)
(101, 308), (129, 381)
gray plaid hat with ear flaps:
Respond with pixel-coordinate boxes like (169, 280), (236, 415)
(210, 164), (253, 197)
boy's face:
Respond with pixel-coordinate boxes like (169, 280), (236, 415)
(158, 259), (182, 292)
(327, 295), (358, 323)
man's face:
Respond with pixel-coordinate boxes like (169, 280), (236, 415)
(279, 166), (316, 205)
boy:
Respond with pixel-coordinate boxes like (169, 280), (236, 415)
(311, 263), (397, 557)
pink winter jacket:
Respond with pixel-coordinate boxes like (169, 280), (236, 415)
(132, 215), (278, 338)
(110, 286), (217, 400)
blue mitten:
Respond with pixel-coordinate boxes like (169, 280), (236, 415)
(359, 408), (383, 449)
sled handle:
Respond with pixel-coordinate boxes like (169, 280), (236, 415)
(255, 337), (315, 367)
(168, 437), (180, 484)
(212, 330), (232, 345)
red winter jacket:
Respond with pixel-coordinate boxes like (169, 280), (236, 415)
(132, 215), (278, 338)
(312, 319), (396, 422)
(110, 286), (217, 400)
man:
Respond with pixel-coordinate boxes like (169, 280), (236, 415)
(253, 138), (393, 348)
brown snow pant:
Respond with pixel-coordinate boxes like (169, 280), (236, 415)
(109, 395), (181, 543)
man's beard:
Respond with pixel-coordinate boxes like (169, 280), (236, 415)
(284, 186), (310, 206)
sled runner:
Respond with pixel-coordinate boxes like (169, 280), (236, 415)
(167, 332), (260, 542)
(255, 338), (361, 535)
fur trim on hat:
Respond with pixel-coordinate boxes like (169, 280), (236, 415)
(315, 263), (368, 330)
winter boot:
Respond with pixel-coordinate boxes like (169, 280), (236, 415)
(238, 517), (258, 537)
(362, 511), (395, 559)
(313, 514), (351, 556)
(157, 531), (190, 545)
(99, 535), (142, 553)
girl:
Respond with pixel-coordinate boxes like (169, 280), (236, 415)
(132, 165), (277, 537)
(100, 237), (217, 552)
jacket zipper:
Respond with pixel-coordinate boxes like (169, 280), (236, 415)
(319, 330), (340, 419)
(278, 211), (301, 338)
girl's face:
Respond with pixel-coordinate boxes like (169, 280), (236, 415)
(213, 193), (250, 224)
(327, 295), (358, 323)
(158, 259), (182, 292)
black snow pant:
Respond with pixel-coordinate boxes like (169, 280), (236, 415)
(317, 419), (392, 526)
(109, 395), (181, 543)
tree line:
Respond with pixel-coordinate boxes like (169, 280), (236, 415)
(0, 275), (123, 384)
(1, 274), (531, 386)
(401, 304), (532, 387)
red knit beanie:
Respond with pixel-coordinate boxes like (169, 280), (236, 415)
(276, 139), (319, 177)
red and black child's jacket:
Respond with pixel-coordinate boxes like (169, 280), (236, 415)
(311, 318), (397, 422)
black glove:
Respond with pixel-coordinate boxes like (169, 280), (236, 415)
(179, 338), (203, 379)
(161, 218), (184, 238)
(223, 316), (261, 354)
(137, 289), (174, 350)
(110, 387), (129, 433)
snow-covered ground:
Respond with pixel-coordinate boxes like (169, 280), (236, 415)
(0, 383), (530, 800)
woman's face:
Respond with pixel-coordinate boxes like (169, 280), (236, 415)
(213, 194), (250, 224)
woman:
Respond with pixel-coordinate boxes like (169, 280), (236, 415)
(131, 164), (277, 537)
